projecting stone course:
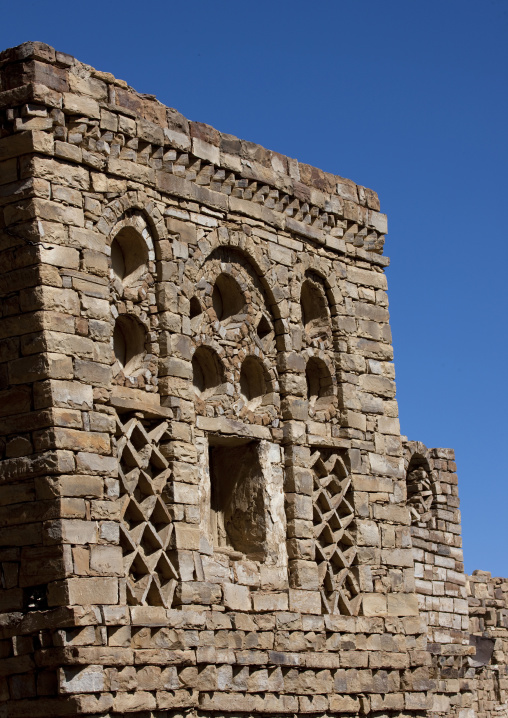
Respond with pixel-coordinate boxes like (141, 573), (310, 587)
(0, 39), (505, 718)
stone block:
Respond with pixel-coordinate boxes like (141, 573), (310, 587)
(0, 387), (31, 417)
(329, 695), (361, 713)
(170, 482), (199, 504)
(253, 593), (289, 612)
(359, 374), (396, 397)
(387, 593), (419, 616)
(356, 519), (380, 546)
(68, 577), (118, 605)
(288, 589), (321, 615)
(223, 583), (251, 611)
(288, 560), (320, 590)
(377, 416), (400, 435)
(370, 693), (405, 711)
(59, 665), (104, 693)
(39, 243), (79, 269)
(368, 452), (404, 478)
(382, 548), (414, 567)
(362, 593), (387, 617)
(348, 266), (388, 290)
(259, 565), (288, 591)
(59, 475), (103, 498)
(47, 519), (98, 545)
(373, 504), (410, 524)
(75, 452), (117, 476)
(90, 546), (123, 575)
(0, 130), (53, 162)
(285, 494), (312, 521)
(109, 158), (155, 185)
(173, 525), (201, 550)
(50, 427), (110, 454)
(20, 287), (80, 316)
(156, 689), (198, 709)
(175, 582), (222, 605)
(405, 692), (431, 710)
(19, 545), (72, 586)
(192, 137), (220, 164)
(130, 606), (168, 626)
(113, 691), (157, 713)
(63, 93), (100, 118)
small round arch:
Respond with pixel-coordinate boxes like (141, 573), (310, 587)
(191, 235), (282, 323)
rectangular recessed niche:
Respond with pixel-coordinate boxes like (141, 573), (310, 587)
(208, 439), (267, 561)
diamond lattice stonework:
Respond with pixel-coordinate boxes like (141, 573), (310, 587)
(115, 415), (178, 608)
(311, 451), (361, 616)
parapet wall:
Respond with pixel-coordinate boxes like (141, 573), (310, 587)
(0, 40), (505, 718)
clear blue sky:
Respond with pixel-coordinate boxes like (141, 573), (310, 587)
(2, 1), (507, 575)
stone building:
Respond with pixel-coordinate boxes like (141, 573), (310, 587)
(0, 41), (505, 718)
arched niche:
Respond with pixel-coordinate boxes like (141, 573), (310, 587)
(113, 315), (147, 376)
(212, 273), (246, 321)
(192, 346), (225, 398)
(192, 236), (285, 321)
(301, 276), (331, 339)
(240, 355), (269, 407)
(306, 356), (334, 408)
(111, 226), (149, 287)
(406, 454), (435, 526)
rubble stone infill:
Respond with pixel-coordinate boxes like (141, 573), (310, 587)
(0, 40), (505, 718)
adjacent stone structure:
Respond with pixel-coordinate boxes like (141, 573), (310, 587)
(0, 41), (505, 718)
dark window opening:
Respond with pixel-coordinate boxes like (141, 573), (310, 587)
(190, 297), (202, 319)
(113, 315), (147, 375)
(301, 278), (330, 339)
(257, 315), (271, 340)
(208, 441), (266, 560)
(212, 273), (245, 321)
(240, 355), (267, 404)
(306, 356), (334, 407)
(192, 346), (224, 397)
(111, 226), (149, 285)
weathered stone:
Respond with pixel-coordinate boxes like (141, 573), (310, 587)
(59, 665), (104, 693)
(0, 41), (497, 718)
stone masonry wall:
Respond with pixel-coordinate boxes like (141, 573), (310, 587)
(404, 440), (474, 717)
(467, 572), (508, 718)
(0, 40), (505, 718)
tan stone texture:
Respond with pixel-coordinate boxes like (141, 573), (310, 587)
(0, 40), (503, 718)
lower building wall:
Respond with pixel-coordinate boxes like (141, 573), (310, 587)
(404, 440), (508, 718)
(0, 444), (506, 717)
(467, 572), (508, 718)
(405, 441), (474, 717)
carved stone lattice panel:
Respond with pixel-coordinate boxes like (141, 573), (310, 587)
(311, 451), (361, 616)
(407, 464), (434, 526)
(115, 415), (178, 607)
